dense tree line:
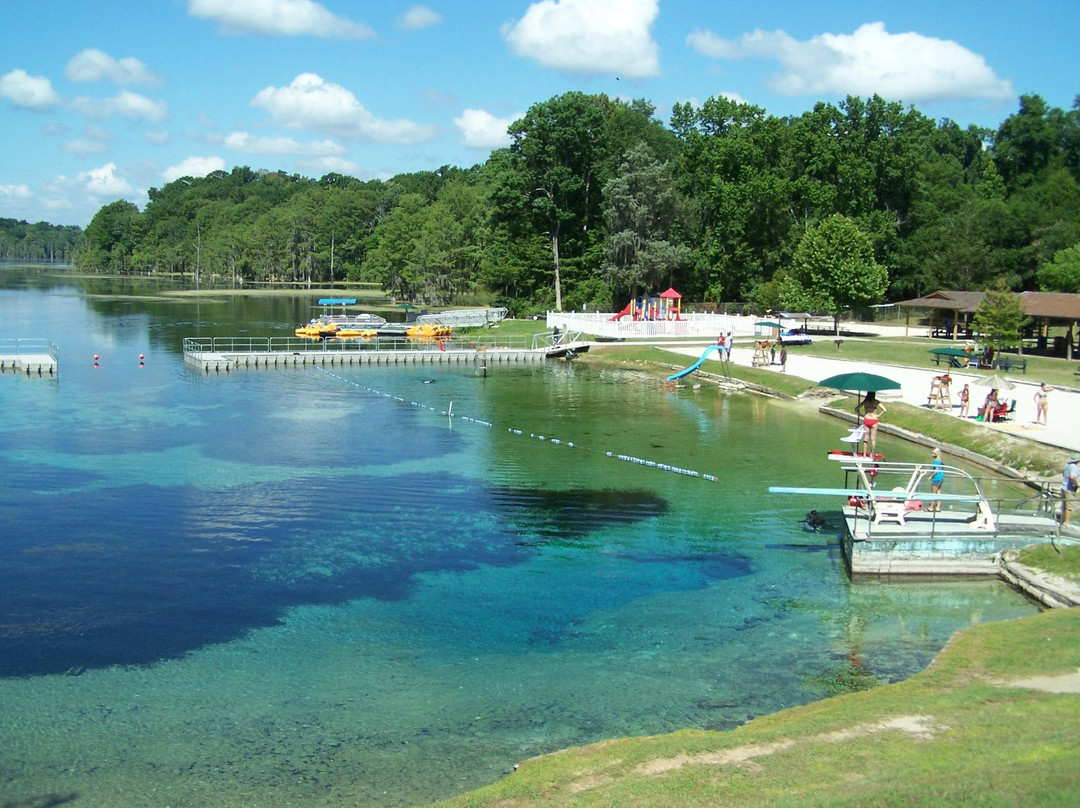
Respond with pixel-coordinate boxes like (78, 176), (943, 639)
(0, 218), (82, 263)
(75, 91), (1080, 313)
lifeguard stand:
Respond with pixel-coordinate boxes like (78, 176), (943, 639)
(926, 375), (952, 409)
(752, 341), (771, 367)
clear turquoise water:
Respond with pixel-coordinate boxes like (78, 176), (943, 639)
(0, 271), (1038, 807)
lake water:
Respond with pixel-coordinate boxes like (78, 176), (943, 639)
(0, 268), (1038, 807)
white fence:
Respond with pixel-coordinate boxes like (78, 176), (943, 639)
(543, 312), (799, 340)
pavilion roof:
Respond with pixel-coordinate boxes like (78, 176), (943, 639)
(897, 290), (1080, 320)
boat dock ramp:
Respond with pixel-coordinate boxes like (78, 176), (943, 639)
(0, 339), (58, 376)
(181, 335), (589, 374)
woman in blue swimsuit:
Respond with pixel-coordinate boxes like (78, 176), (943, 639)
(929, 447), (945, 512)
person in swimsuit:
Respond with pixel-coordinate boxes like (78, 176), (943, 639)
(855, 392), (886, 456)
(1033, 383), (1051, 426)
(928, 447), (945, 512)
(958, 384), (970, 418)
(981, 389), (999, 422)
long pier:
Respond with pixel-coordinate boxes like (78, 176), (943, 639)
(0, 339), (59, 376)
(182, 336), (554, 374)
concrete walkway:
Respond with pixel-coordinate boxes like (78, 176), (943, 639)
(666, 339), (1080, 454)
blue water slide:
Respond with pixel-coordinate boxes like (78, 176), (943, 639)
(666, 345), (722, 381)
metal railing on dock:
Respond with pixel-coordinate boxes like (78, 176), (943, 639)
(0, 338), (59, 376)
(182, 335), (542, 374)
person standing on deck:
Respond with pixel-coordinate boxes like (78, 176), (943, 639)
(855, 392), (886, 457)
(1034, 383), (1052, 426)
(1061, 458), (1079, 527)
(928, 448), (945, 512)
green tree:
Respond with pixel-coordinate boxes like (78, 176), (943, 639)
(601, 143), (688, 305)
(503, 92), (609, 311)
(973, 279), (1029, 353)
(1037, 243), (1080, 292)
(779, 214), (888, 333)
(79, 200), (140, 272)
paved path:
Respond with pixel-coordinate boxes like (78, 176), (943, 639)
(665, 339), (1080, 454)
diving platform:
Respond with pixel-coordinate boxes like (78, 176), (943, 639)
(839, 509), (1064, 577)
(0, 339), (58, 376)
(182, 336), (544, 374)
(770, 452), (1071, 578)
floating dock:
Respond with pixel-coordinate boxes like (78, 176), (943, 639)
(0, 339), (58, 376)
(182, 336), (552, 374)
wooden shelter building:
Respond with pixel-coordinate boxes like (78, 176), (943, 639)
(896, 290), (1080, 359)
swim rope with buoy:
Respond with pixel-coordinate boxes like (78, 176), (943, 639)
(315, 366), (720, 483)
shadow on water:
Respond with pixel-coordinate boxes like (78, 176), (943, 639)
(497, 486), (668, 543)
(1, 794), (80, 808)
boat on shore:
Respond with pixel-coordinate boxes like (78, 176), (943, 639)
(294, 313), (388, 340)
(294, 319), (340, 339)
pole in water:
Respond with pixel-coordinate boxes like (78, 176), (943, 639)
(447, 401), (453, 429)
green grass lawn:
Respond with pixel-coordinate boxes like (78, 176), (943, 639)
(579, 341), (1073, 478)
(794, 333), (1079, 389)
(437, 608), (1080, 808)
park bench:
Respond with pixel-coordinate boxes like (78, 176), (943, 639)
(993, 356), (1027, 373)
(931, 354), (967, 369)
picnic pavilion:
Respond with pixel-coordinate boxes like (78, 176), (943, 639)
(896, 290), (1080, 359)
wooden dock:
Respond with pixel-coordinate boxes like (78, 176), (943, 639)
(0, 339), (58, 376)
(182, 336), (546, 374)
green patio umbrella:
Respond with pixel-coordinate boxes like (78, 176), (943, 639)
(756, 321), (783, 328)
(819, 371), (901, 430)
(818, 372), (902, 394)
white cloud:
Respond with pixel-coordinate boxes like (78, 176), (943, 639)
(453, 108), (519, 149)
(687, 22), (1015, 102)
(78, 163), (135, 197)
(145, 129), (171, 146)
(297, 155), (360, 175)
(187, 0), (374, 39)
(69, 90), (168, 121)
(65, 49), (161, 85)
(398, 5), (441, 30)
(0, 69), (62, 111)
(251, 73), (437, 144)
(163, 156), (227, 182)
(63, 139), (109, 157)
(0, 184), (34, 200)
(503, 0), (659, 78)
(223, 131), (346, 156)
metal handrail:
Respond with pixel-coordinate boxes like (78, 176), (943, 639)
(531, 330), (585, 350)
(0, 338), (58, 359)
(184, 334), (530, 354)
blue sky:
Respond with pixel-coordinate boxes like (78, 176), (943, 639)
(1, 0), (1077, 228)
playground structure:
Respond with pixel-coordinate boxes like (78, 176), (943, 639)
(609, 288), (683, 322)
